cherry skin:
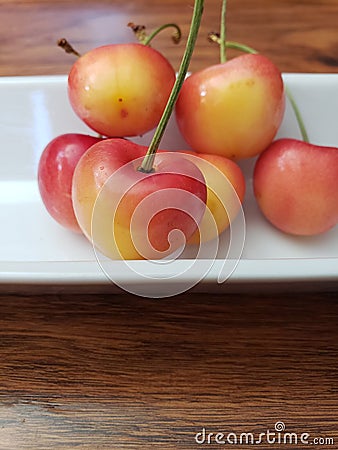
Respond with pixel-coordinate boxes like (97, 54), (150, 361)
(183, 152), (246, 243)
(72, 138), (207, 260)
(38, 133), (102, 232)
(253, 138), (338, 236)
(175, 53), (285, 160)
(68, 43), (176, 138)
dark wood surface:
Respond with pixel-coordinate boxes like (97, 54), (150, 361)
(1, 0), (338, 448)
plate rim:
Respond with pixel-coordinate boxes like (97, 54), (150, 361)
(1, 73), (337, 290)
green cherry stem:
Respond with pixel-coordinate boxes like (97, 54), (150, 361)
(283, 85), (310, 143)
(139, 0), (204, 173)
(128, 22), (182, 46)
(144, 23), (182, 46)
(220, 0), (227, 63)
(208, 36), (258, 59)
(209, 35), (310, 143)
(224, 40), (258, 55)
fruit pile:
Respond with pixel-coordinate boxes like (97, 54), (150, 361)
(38, 0), (338, 261)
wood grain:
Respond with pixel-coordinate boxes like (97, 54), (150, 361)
(0, 292), (337, 448)
(0, 0), (338, 448)
(1, 0), (338, 76)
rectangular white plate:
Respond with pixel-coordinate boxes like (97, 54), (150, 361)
(0, 74), (337, 295)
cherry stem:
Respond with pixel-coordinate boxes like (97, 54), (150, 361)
(128, 22), (181, 46)
(284, 85), (309, 143)
(57, 38), (81, 57)
(220, 0), (227, 63)
(139, 0), (204, 173)
(145, 23), (182, 46)
(224, 40), (258, 56)
(127, 23), (147, 43)
(208, 36), (310, 143)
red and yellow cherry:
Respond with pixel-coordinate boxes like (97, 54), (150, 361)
(72, 138), (207, 260)
(175, 53), (285, 160)
(253, 138), (338, 236)
(68, 43), (176, 138)
(183, 152), (246, 243)
(38, 133), (102, 232)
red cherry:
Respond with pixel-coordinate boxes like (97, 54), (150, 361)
(38, 133), (102, 232)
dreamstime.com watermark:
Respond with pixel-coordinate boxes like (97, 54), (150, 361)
(194, 421), (335, 446)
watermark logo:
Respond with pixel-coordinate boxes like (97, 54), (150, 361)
(274, 421), (285, 432)
(91, 152), (246, 297)
(194, 421), (335, 446)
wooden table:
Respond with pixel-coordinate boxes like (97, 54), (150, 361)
(1, 0), (337, 448)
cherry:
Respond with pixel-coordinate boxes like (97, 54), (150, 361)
(37, 133), (102, 232)
(72, 139), (207, 259)
(253, 138), (338, 236)
(60, 22), (180, 139)
(71, 0), (207, 260)
(182, 151), (246, 244)
(175, 0), (285, 160)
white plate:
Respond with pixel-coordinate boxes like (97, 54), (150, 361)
(0, 74), (337, 296)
